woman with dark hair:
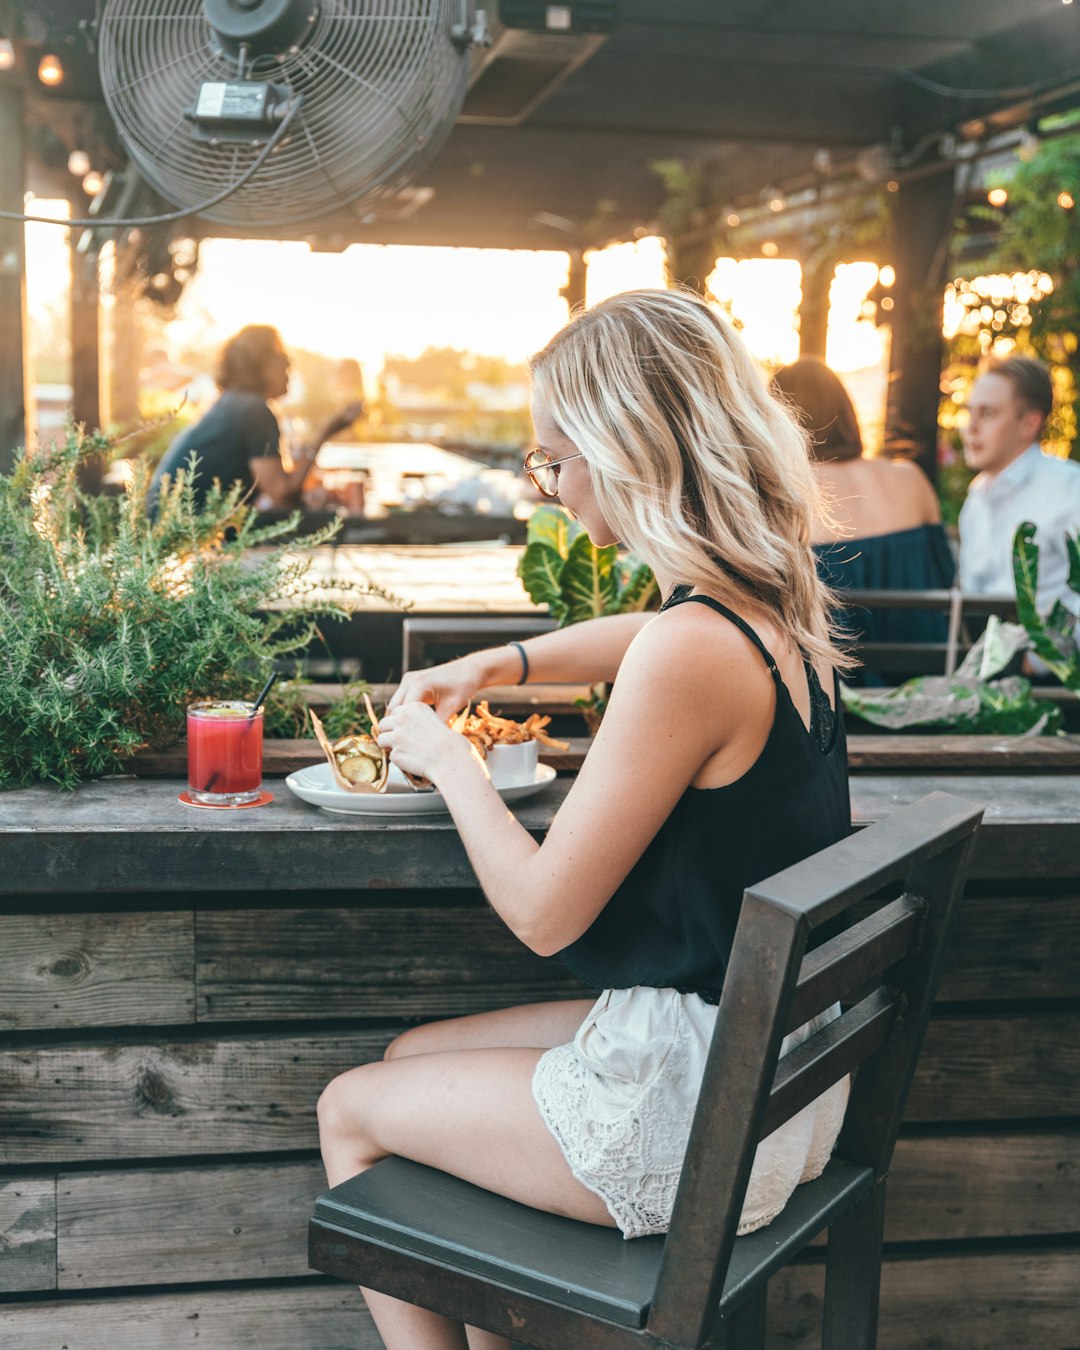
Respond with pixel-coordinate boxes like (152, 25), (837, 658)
(771, 357), (954, 682)
(147, 325), (362, 514)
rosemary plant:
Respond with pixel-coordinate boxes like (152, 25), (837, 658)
(0, 428), (387, 788)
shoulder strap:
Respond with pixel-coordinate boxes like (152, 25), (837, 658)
(663, 592), (781, 682)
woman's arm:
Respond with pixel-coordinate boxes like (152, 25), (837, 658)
(388, 611), (655, 718)
(378, 609), (772, 955)
(250, 401), (364, 508)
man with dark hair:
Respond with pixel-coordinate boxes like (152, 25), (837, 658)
(147, 326), (363, 514)
(959, 356), (1080, 620)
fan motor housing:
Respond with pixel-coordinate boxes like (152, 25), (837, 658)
(203, 0), (317, 58)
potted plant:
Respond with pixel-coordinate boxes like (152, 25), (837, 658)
(517, 505), (659, 731)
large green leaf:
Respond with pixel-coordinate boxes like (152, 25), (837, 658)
(1066, 531), (1080, 596)
(1012, 522), (1072, 677)
(612, 560), (660, 614)
(518, 542), (567, 620)
(1012, 521), (1040, 624)
(842, 674), (1061, 736)
(525, 505), (579, 559)
(560, 533), (618, 624)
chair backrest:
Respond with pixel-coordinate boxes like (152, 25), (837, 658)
(401, 616), (557, 675)
(843, 588), (1018, 677)
(645, 791), (982, 1348)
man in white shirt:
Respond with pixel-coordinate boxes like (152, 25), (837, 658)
(959, 356), (1080, 619)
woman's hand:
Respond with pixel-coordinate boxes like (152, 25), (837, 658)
(387, 648), (513, 720)
(375, 701), (480, 787)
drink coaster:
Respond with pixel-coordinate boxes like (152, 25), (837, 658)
(178, 790), (275, 810)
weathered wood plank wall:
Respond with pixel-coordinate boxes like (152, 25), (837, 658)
(1, 785), (1078, 1347)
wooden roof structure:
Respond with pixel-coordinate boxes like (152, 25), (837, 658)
(13, 0), (1080, 251)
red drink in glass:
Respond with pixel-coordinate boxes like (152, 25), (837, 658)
(187, 701), (263, 805)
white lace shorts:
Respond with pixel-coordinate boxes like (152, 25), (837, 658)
(532, 986), (850, 1240)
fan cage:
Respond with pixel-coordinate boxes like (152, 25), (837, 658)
(99, 0), (469, 227)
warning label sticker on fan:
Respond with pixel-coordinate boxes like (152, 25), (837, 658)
(196, 82), (271, 123)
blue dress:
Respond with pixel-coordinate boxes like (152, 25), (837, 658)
(813, 524), (957, 685)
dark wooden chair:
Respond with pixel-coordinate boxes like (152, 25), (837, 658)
(309, 792), (982, 1349)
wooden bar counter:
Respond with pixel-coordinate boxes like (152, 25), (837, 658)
(1, 773), (1078, 1348)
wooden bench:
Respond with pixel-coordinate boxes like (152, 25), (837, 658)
(309, 792), (982, 1349)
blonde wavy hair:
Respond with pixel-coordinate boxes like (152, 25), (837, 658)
(529, 288), (849, 670)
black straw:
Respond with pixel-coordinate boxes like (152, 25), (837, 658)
(250, 671), (278, 714)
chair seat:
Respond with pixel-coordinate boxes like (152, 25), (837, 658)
(311, 1156), (875, 1330)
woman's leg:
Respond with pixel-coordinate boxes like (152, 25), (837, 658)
(383, 996), (594, 1061)
(318, 1005), (612, 1350)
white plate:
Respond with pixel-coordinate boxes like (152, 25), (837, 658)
(284, 760), (557, 816)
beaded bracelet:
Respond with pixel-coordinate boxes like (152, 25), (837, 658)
(507, 640), (529, 686)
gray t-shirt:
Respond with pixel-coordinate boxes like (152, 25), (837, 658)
(147, 391), (280, 513)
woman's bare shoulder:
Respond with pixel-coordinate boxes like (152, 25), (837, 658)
(622, 598), (777, 714)
(878, 458), (940, 522)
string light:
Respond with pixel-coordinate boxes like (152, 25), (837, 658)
(1059, 191), (1075, 210)
(987, 187), (1009, 207)
(0, 38), (15, 71)
(878, 265), (896, 287)
(67, 149), (91, 177)
(761, 240), (779, 257)
(37, 53), (63, 86)
(82, 170), (105, 196)
(725, 212), (740, 227)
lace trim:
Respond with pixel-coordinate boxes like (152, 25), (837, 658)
(532, 1007), (850, 1242)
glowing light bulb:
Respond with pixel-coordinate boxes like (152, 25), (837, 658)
(761, 241), (779, 258)
(878, 265), (896, 288)
(725, 212), (741, 227)
(37, 53), (63, 86)
(0, 38), (15, 71)
(68, 149), (91, 177)
(82, 170), (105, 197)
(1058, 191), (1075, 210)
(987, 187), (1009, 207)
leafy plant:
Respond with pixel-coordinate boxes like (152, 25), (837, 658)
(841, 610), (1060, 735)
(0, 427), (390, 788)
(518, 506), (659, 625)
(842, 674), (1060, 736)
(517, 505), (659, 726)
(1012, 521), (1080, 691)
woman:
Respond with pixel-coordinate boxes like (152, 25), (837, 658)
(146, 325), (362, 514)
(770, 357), (955, 680)
(317, 290), (852, 1350)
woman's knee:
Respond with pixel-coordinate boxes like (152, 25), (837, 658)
(317, 1062), (378, 1141)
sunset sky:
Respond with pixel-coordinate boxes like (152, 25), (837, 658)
(24, 197), (889, 438)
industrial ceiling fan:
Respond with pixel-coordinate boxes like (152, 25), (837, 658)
(97, 0), (485, 228)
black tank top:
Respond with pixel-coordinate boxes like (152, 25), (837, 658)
(557, 588), (851, 999)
